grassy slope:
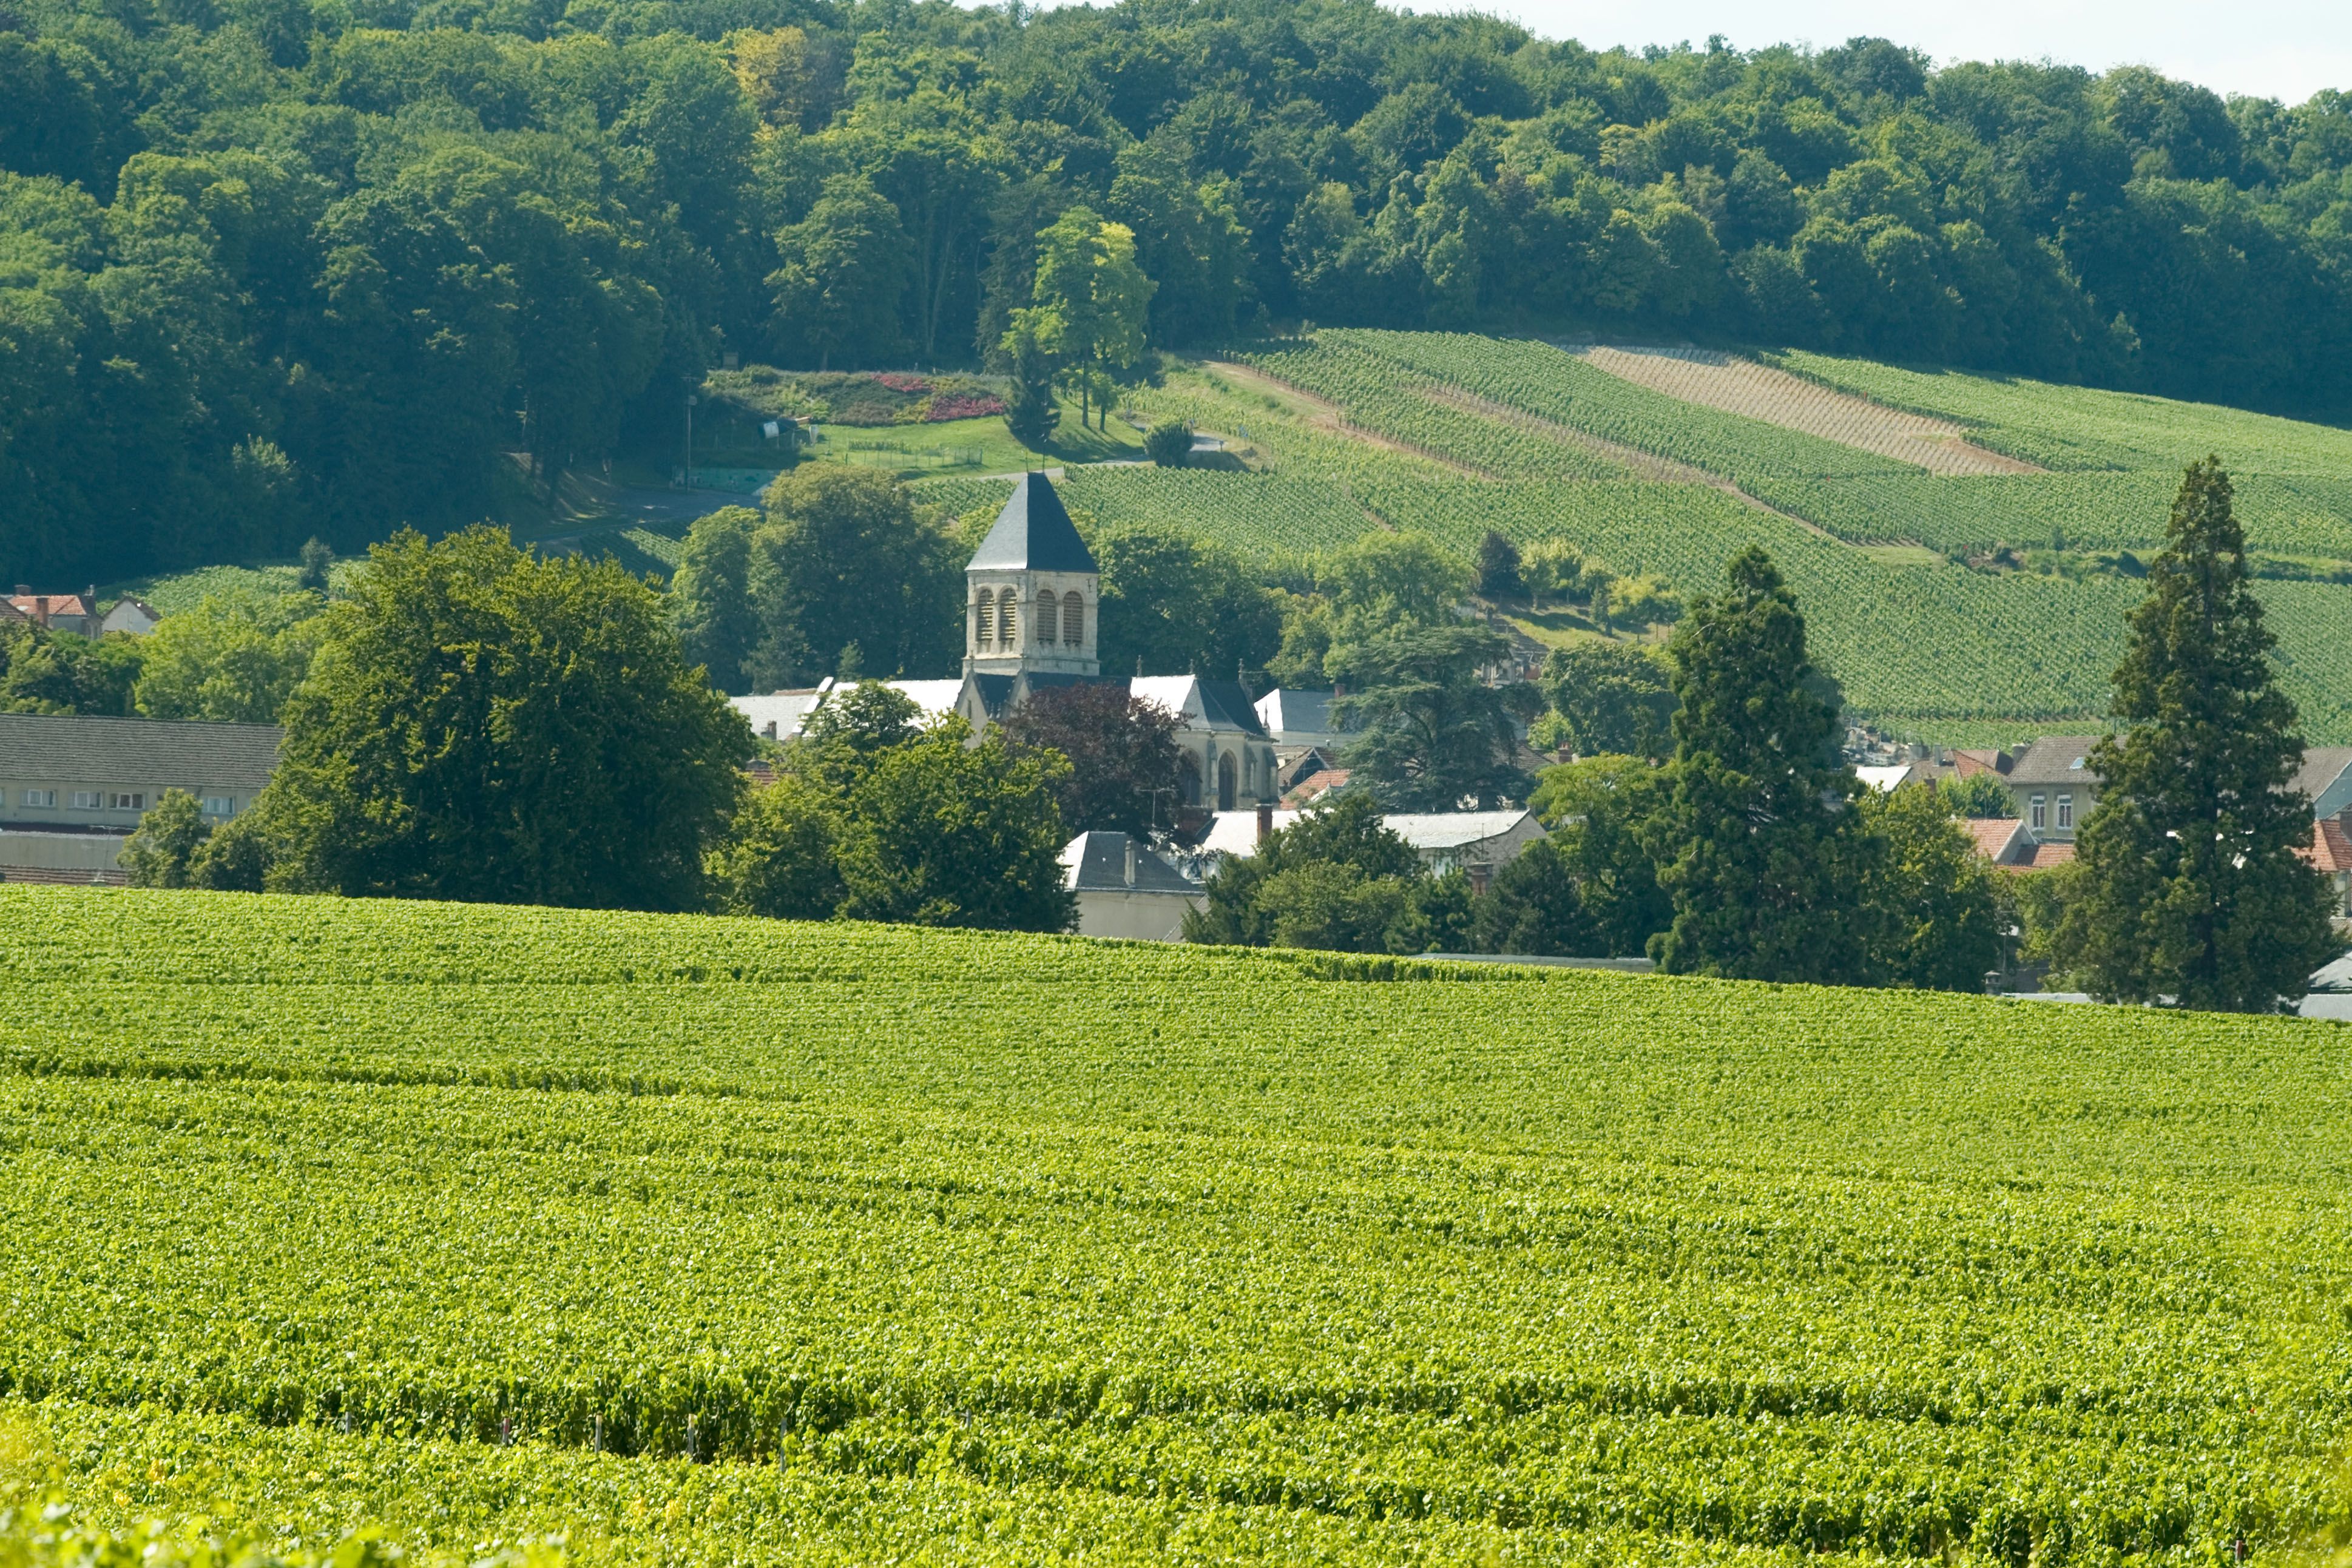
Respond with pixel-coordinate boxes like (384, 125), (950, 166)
(2, 887), (2348, 1564)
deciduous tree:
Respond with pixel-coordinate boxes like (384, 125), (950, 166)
(748, 466), (961, 688)
(671, 505), (761, 694)
(255, 526), (750, 911)
(834, 718), (1075, 931)
(999, 682), (1182, 839)
(1859, 780), (2006, 992)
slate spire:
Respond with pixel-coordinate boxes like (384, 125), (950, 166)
(968, 471), (1098, 573)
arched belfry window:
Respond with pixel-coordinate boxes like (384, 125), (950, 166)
(996, 587), (1017, 644)
(974, 592), (994, 649)
(1036, 587), (1057, 647)
(1062, 591), (1084, 647)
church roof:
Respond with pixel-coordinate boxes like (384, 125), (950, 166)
(969, 472), (1097, 573)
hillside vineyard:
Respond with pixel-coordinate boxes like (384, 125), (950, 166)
(893, 333), (2352, 743)
(4, 888), (2349, 1560)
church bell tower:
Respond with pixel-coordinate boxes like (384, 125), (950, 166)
(964, 471), (1100, 678)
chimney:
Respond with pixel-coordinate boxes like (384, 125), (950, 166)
(1256, 802), (1273, 843)
(12, 585), (26, 596)
(1123, 835), (1137, 887)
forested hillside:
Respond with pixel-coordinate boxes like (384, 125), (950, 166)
(7, 0), (2352, 585)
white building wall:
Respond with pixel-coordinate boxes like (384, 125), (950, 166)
(1073, 888), (1205, 942)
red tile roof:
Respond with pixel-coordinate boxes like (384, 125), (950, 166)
(2300, 817), (2352, 874)
(2027, 842), (2075, 869)
(7, 593), (95, 625)
(1959, 817), (2029, 863)
(1283, 768), (1350, 807)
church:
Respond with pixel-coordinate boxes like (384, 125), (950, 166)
(735, 471), (1283, 813)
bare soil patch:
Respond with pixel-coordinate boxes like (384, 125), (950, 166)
(1566, 345), (2046, 475)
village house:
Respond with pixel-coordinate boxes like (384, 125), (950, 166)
(0, 712), (283, 882)
(1059, 830), (1207, 941)
(7, 586), (101, 638)
(1195, 802), (1546, 886)
(100, 596), (163, 637)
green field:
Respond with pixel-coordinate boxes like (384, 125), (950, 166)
(4, 887), (2351, 1563)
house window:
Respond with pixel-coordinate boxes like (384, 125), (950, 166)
(110, 792), (144, 811)
(2029, 794), (2046, 830)
(2056, 793), (2073, 830)
(71, 791), (102, 810)
(202, 797), (235, 817)
(22, 789), (56, 808)
(1062, 591), (1084, 647)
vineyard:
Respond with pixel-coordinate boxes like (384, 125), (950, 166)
(1768, 351), (2352, 474)
(1027, 332), (2352, 742)
(3, 887), (2351, 1563)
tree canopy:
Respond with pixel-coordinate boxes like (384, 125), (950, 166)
(747, 465), (962, 688)
(251, 525), (751, 910)
(999, 682), (1184, 839)
(15, 3), (2347, 585)
(1335, 623), (1533, 811)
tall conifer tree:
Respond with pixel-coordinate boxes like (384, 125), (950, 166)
(1643, 547), (1873, 982)
(2056, 459), (2339, 1009)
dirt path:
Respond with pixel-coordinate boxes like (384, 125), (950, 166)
(1198, 360), (1490, 478)
(1564, 345), (2045, 475)
(1414, 384), (1718, 483)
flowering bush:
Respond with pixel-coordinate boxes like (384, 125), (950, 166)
(927, 390), (1007, 420)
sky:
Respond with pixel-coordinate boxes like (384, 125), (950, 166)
(1436, 0), (2351, 105)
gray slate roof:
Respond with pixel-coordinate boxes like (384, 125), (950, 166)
(2001, 737), (2352, 806)
(0, 712), (283, 790)
(1063, 830), (1200, 893)
(1193, 678), (1269, 737)
(968, 472), (1098, 573)
(2289, 746), (2352, 804)
(2002, 735), (2104, 785)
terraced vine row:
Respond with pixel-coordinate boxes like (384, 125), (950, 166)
(1236, 337), (1641, 481)
(1306, 331), (1923, 485)
(914, 470), (1385, 559)
(1770, 351), (2352, 474)
(1749, 472), (2352, 558)
(1, 888), (2348, 1564)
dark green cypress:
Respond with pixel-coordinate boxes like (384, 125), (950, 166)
(1643, 547), (1873, 983)
(2056, 458), (2340, 1009)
